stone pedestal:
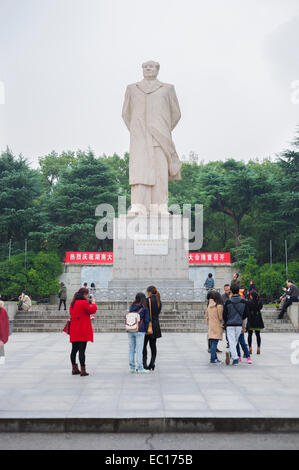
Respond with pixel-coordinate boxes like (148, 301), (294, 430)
(109, 214), (194, 293)
(288, 303), (299, 328)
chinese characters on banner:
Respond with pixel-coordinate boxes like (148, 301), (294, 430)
(64, 252), (113, 263)
(189, 252), (231, 263)
(64, 252), (231, 264)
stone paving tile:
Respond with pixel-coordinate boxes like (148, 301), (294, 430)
(1, 333), (299, 418)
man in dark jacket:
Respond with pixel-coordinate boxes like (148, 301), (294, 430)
(231, 272), (240, 288)
(223, 283), (249, 365)
(221, 284), (231, 304)
(277, 280), (299, 319)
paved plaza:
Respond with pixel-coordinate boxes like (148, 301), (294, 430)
(0, 332), (299, 419)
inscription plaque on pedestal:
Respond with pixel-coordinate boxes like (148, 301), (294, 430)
(134, 235), (169, 256)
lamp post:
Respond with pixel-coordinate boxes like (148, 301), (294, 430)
(8, 239), (12, 261)
(269, 240), (272, 267)
(25, 239), (28, 271)
(285, 240), (288, 277)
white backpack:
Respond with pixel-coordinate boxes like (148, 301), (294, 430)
(125, 308), (143, 332)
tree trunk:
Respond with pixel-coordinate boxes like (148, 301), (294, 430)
(234, 217), (241, 247)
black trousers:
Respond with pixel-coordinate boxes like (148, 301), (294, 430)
(143, 336), (157, 367)
(278, 297), (297, 318)
(248, 330), (261, 348)
(70, 341), (87, 366)
(59, 299), (66, 310)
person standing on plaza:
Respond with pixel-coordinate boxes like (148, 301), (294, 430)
(222, 284), (231, 304)
(277, 280), (299, 319)
(222, 284), (231, 349)
(204, 273), (215, 290)
(248, 280), (257, 295)
(69, 287), (97, 376)
(58, 282), (67, 311)
(206, 291), (224, 364)
(231, 273), (240, 288)
(236, 326), (252, 364)
(0, 301), (9, 365)
(247, 291), (264, 354)
(127, 293), (150, 373)
(223, 283), (249, 366)
(143, 286), (162, 371)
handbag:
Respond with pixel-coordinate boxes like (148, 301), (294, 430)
(62, 320), (71, 335)
(146, 298), (153, 335)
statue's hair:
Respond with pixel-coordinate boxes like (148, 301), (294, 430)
(142, 60), (160, 71)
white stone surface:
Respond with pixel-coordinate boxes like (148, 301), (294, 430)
(134, 235), (169, 255)
(1, 333), (299, 419)
(288, 303), (299, 328)
(122, 61), (182, 213)
(110, 215), (193, 290)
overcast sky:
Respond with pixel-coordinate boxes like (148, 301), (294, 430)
(0, 0), (299, 166)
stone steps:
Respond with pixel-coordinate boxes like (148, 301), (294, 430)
(13, 327), (298, 333)
(14, 309), (280, 318)
(13, 317), (292, 325)
(13, 302), (296, 333)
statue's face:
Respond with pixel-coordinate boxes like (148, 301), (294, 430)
(142, 62), (159, 79)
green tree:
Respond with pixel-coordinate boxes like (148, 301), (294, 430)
(288, 261), (299, 284)
(258, 264), (285, 299)
(199, 159), (273, 248)
(34, 150), (118, 253)
(0, 251), (62, 299)
(38, 150), (76, 188)
(27, 251), (62, 298)
(240, 255), (260, 288)
(0, 148), (44, 258)
(231, 237), (257, 268)
(104, 153), (131, 208)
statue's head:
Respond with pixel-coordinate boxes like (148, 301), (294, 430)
(142, 61), (160, 79)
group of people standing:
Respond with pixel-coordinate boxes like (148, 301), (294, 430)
(206, 282), (264, 365)
(126, 286), (162, 373)
(68, 277), (298, 373)
(67, 285), (162, 376)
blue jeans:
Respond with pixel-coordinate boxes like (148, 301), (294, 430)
(128, 332), (145, 371)
(210, 339), (219, 362)
(236, 332), (250, 358)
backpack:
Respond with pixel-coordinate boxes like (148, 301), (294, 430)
(125, 308), (143, 332)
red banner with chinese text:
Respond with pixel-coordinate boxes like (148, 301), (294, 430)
(64, 252), (113, 263)
(189, 252), (231, 263)
(64, 251), (231, 264)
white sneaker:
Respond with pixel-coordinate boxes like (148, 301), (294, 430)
(137, 368), (149, 373)
(0, 357), (5, 365)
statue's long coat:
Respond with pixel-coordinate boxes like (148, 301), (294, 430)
(122, 79), (182, 186)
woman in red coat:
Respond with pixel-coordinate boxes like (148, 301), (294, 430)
(0, 301), (10, 365)
(69, 287), (97, 376)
